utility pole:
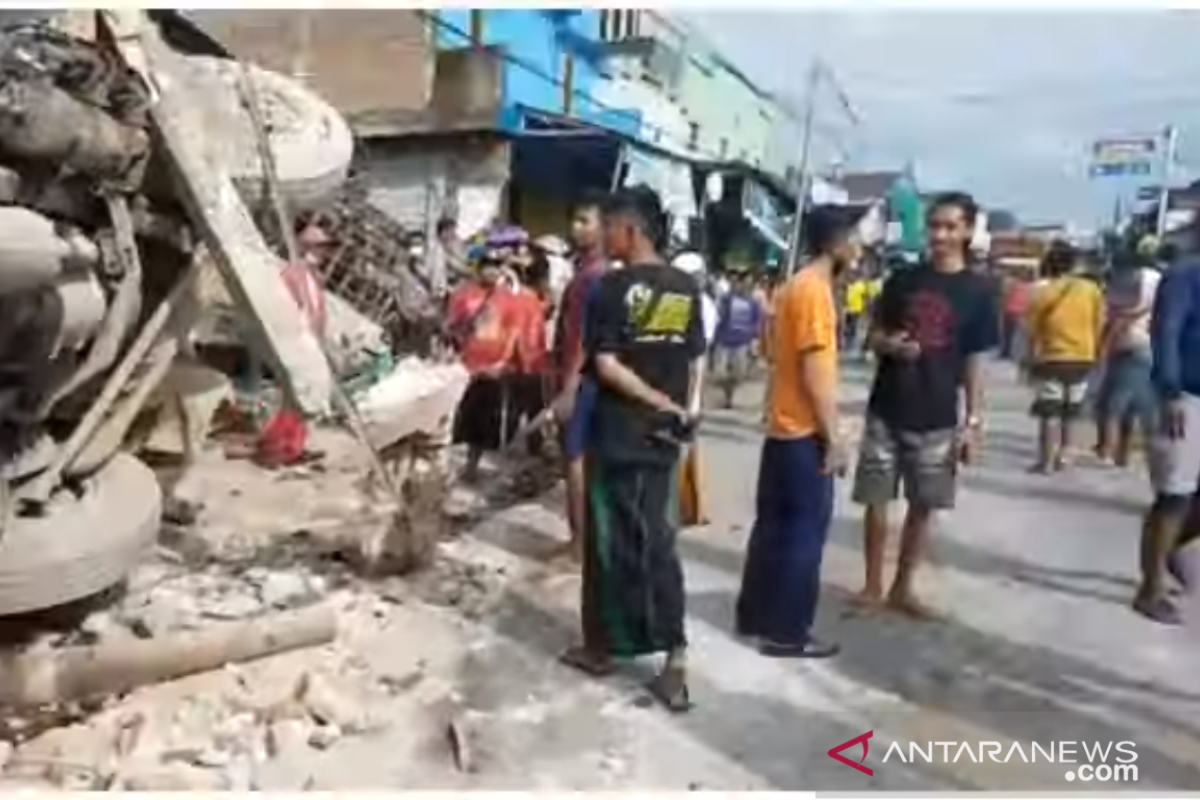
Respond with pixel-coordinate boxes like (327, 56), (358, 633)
(1155, 124), (1178, 239)
(561, 50), (575, 115)
(469, 10), (484, 45)
(785, 60), (821, 276)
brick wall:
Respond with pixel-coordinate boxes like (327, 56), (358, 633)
(187, 9), (434, 118)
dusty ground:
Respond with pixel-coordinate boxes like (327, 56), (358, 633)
(3, 360), (1200, 790)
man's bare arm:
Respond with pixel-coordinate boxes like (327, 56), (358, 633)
(797, 348), (838, 441)
(962, 353), (984, 422)
(595, 353), (683, 415)
(688, 356), (706, 415)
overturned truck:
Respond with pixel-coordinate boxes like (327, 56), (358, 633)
(0, 12), (457, 617)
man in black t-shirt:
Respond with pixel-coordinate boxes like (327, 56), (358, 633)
(850, 192), (999, 619)
(559, 186), (706, 714)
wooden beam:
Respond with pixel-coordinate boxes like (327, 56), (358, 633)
(102, 10), (334, 415)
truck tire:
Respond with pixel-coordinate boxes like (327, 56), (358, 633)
(0, 454), (161, 617)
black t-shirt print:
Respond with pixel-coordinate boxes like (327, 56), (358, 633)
(867, 265), (998, 433)
(587, 262), (707, 466)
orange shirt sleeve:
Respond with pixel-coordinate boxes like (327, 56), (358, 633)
(786, 276), (836, 355)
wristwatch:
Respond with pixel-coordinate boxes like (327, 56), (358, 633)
(964, 414), (983, 430)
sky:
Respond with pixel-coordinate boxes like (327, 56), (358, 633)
(687, 10), (1200, 228)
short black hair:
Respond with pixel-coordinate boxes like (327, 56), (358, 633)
(602, 184), (667, 249)
(927, 191), (979, 228)
(571, 189), (606, 216)
(803, 204), (856, 255)
(1041, 239), (1078, 278)
(436, 216), (456, 236)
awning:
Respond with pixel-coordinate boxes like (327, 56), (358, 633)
(624, 146), (698, 240)
(510, 108), (624, 196)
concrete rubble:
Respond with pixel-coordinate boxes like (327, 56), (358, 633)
(0, 429), (519, 790)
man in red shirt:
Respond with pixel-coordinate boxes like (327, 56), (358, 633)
(1000, 269), (1032, 361)
(549, 194), (607, 560)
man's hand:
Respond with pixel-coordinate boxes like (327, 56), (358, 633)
(820, 436), (850, 477)
(1164, 398), (1188, 440)
(551, 389), (577, 423)
(877, 331), (921, 361)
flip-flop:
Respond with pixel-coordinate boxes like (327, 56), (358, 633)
(647, 668), (693, 714)
(558, 646), (617, 677)
(1132, 596), (1183, 626)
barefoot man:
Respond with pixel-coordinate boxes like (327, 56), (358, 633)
(851, 192), (998, 618)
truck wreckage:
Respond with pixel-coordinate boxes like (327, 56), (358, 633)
(0, 11), (466, 621)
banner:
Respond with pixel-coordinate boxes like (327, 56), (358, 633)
(1089, 136), (1158, 178)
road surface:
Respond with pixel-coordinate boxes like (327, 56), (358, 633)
(426, 358), (1200, 790)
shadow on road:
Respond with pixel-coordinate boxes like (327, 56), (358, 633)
(455, 515), (1200, 790)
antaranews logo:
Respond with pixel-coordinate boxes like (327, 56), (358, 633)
(827, 732), (1139, 783)
(828, 731), (874, 776)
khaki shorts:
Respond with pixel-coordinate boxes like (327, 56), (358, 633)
(852, 415), (960, 510)
(1148, 394), (1200, 498)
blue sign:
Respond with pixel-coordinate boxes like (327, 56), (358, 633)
(1137, 185), (1162, 201)
(1089, 161), (1152, 178)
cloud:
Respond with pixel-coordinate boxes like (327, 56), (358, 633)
(685, 10), (1200, 226)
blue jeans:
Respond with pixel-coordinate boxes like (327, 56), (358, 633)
(1098, 349), (1157, 433)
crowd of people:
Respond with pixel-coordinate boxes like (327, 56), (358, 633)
(427, 180), (1200, 715)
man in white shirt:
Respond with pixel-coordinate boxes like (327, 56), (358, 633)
(1095, 257), (1162, 466)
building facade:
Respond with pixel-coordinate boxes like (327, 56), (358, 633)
(595, 10), (797, 174)
(433, 9), (642, 137)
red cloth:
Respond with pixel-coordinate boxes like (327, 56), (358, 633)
(282, 259), (328, 338)
(447, 281), (519, 374)
(1003, 280), (1031, 318)
(255, 408), (308, 468)
(552, 256), (604, 390)
(512, 286), (548, 374)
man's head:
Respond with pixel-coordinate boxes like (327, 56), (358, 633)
(476, 250), (505, 286)
(601, 185), (666, 263)
(926, 191), (978, 268)
(729, 267), (753, 292)
(1040, 240), (1079, 280)
(436, 216), (457, 244)
(570, 192), (604, 255)
(804, 204), (860, 276)
(296, 218), (334, 265)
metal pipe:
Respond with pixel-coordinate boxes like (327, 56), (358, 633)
(785, 61), (820, 276)
(1155, 124), (1178, 240)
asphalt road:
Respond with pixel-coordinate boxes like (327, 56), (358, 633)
(434, 357), (1200, 791)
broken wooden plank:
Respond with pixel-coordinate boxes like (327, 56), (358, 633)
(103, 10), (335, 416)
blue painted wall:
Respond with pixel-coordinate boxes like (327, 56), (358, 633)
(434, 10), (641, 138)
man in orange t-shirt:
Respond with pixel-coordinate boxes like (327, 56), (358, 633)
(735, 205), (859, 660)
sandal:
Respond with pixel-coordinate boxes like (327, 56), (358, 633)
(647, 667), (693, 714)
(1132, 595), (1182, 626)
(558, 646), (616, 677)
